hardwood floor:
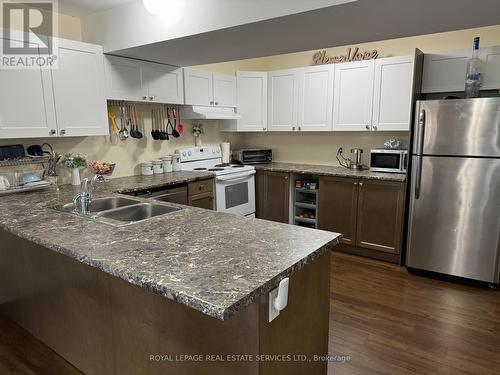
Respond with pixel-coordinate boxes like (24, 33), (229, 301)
(0, 315), (82, 375)
(329, 251), (500, 375)
(0, 251), (499, 375)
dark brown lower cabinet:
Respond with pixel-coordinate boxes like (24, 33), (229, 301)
(255, 170), (289, 223)
(318, 176), (358, 246)
(188, 178), (214, 210)
(318, 176), (405, 262)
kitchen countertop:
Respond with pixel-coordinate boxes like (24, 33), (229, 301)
(0, 171), (340, 321)
(254, 162), (407, 182)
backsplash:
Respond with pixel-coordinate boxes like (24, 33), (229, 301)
(0, 105), (242, 184)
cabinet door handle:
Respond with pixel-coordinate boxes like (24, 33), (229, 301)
(49, 129), (56, 135)
(298, 126), (301, 131)
(59, 129), (66, 136)
(214, 101), (219, 105)
(353, 182), (358, 185)
(359, 182), (364, 186)
(199, 185), (204, 191)
(292, 126), (295, 131)
(142, 96), (148, 100)
(365, 125), (370, 130)
(373, 125), (378, 130)
(149, 96), (155, 101)
(210, 101), (214, 105)
(263, 127), (266, 131)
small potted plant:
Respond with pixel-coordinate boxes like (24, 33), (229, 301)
(192, 123), (205, 146)
(62, 153), (88, 185)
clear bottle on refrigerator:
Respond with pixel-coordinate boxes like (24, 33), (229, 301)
(464, 36), (481, 98)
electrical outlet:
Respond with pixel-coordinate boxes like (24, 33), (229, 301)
(268, 287), (280, 322)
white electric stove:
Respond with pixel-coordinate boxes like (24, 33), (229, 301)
(176, 146), (256, 217)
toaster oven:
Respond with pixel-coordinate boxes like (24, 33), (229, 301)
(233, 149), (272, 164)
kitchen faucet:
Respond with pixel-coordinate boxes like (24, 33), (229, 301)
(72, 174), (104, 214)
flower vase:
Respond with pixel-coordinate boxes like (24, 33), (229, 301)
(195, 136), (203, 147)
(71, 168), (81, 186)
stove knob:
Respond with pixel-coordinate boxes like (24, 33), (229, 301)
(216, 149), (220, 154)
(182, 151), (187, 157)
(188, 151), (192, 156)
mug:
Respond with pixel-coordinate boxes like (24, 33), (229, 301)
(0, 175), (10, 191)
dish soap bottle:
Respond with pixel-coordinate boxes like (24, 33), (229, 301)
(464, 36), (481, 98)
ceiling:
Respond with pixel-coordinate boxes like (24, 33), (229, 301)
(59, 0), (137, 16)
(109, 0), (500, 66)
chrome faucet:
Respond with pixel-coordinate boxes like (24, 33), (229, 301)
(72, 174), (104, 214)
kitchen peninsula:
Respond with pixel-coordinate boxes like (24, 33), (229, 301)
(0, 172), (340, 375)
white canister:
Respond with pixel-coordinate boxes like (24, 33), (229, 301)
(161, 156), (173, 173)
(172, 154), (181, 172)
(152, 160), (163, 174)
(141, 162), (154, 176)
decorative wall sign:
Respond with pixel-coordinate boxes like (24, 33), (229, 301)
(312, 47), (379, 65)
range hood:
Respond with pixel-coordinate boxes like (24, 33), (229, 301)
(181, 105), (242, 120)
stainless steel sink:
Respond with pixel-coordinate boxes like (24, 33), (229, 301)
(58, 196), (183, 226)
(62, 196), (139, 213)
(97, 202), (181, 225)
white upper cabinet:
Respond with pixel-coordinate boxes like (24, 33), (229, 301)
(268, 69), (298, 132)
(0, 36), (56, 138)
(183, 68), (213, 106)
(221, 71), (267, 132)
(296, 64), (334, 131)
(105, 56), (184, 104)
(213, 73), (237, 107)
(481, 46), (500, 90)
(333, 60), (375, 131)
(142, 62), (184, 104)
(52, 40), (108, 137)
(422, 46), (500, 93)
(421, 50), (469, 93)
(1, 35), (108, 139)
(372, 55), (415, 131)
(183, 69), (236, 107)
(104, 55), (143, 101)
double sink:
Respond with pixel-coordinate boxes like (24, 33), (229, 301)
(61, 196), (182, 226)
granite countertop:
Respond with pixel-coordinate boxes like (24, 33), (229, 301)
(254, 162), (407, 182)
(0, 171), (340, 321)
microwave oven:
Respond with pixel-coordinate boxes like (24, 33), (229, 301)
(369, 149), (408, 173)
(233, 149), (272, 164)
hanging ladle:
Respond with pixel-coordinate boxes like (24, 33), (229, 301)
(118, 104), (129, 141)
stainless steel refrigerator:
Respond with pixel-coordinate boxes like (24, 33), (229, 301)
(407, 98), (500, 284)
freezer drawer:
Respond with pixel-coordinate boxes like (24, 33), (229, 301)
(414, 98), (500, 157)
(407, 156), (500, 283)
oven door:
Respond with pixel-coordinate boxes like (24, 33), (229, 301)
(215, 170), (256, 216)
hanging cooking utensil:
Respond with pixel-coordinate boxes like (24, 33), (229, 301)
(128, 104), (138, 139)
(176, 106), (184, 135)
(160, 106), (167, 140)
(118, 104), (129, 141)
(171, 106), (180, 138)
(133, 105), (143, 139)
(151, 108), (157, 140)
(108, 108), (118, 134)
(156, 107), (163, 140)
(166, 106), (175, 141)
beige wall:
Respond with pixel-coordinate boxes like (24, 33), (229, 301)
(195, 24), (500, 167)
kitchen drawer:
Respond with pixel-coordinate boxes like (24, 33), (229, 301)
(188, 179), (213, 196)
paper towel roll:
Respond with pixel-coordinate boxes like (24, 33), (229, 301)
(221, 142), (230, 164)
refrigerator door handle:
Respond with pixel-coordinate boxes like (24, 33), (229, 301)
(414, 156), (422, 199)
(415, 108), (426, 155)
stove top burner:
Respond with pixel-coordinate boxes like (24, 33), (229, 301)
(193, 167), (207, 170)
(208, 168), (225, 171)
(214, 163), (230, 167)
(231, 165), (244, 168)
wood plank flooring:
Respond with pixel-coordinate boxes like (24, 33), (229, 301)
(329, 251), (500, 375)
(0, 251), (499, 374)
